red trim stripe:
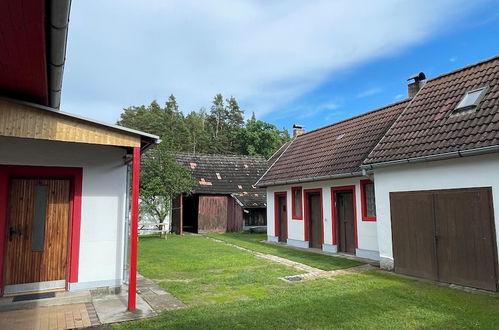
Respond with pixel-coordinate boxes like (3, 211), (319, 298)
(128, 147), (140, 311)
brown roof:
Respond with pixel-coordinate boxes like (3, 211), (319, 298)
(175, 153), (267, 207)
(267, 141), (292, 166)
(364, 56), (499, 165)
(257, 100), (409, 186)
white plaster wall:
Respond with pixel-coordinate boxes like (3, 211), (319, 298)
(374, 153), (499, 268)
(0, 137), (127, 287)
(265, 177), (379, 254)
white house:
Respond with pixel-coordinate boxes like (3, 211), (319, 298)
(0, 0), (159, 310)
(362, 56), (499, 291)
(258, 55), (499, 292)
(256, 99), (409, 261)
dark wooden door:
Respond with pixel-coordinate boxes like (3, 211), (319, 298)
(390, 188), (498, 291)
(390, 191), (438, 280)
(4, 179), (70, 288)
(336, 192), (355, 253)
(278, 195), (287, 242)
(434, 189), (497, 291)
(308, 193), (322, 248)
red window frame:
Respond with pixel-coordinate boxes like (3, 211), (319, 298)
(360, 179), (376, 221)
(291, 186), (303, 220)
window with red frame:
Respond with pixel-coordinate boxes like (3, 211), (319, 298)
(360, 180), (376, 221)
(291, 187), (302, 219)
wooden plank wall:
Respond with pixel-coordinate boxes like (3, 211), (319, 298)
(0, 99), (141, 147)
(227, 198), (243, 232)
(244, 208), (266, 227)
(197, 195), (228, 233)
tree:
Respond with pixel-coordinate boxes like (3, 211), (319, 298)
(237, 114), (291, 159)
(140, 141), (196, 229)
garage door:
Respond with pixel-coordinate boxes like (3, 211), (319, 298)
(390, 187), (498, 291)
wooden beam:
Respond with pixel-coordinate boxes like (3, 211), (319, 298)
(0, 99), (141, 147)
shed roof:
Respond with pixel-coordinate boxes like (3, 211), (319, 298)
(175, 153), (268, 207)
(364, 55), (499, 166)
(257, 100), (409, 186)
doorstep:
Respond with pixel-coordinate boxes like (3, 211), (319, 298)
(0, 273), (185, 329)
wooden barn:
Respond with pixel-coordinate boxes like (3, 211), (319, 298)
(172, 153), (268, 234)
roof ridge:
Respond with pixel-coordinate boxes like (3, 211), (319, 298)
(175, 152), (266, 160)
(297, 98), (411, 138)
(426, 54), (499, 83)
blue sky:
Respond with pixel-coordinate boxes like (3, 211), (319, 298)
(62, 0), (499, 133)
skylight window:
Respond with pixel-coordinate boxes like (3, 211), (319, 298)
(455, 86), (488, 111)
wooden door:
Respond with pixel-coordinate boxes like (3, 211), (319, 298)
(4, 179), (70, 292)
(390, 188), (498, 291)
(434, 189), (497, 291)
(278, 195), (287, 242)
(337, 192), (355, 253)
(308, 193), (322, 248)
(390, 191), (438, 280)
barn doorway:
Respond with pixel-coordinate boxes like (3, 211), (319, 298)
(274, 192), (287, 242)
(182, 195), (199, 233)
(336, 191), (356, 254)
(305, 189), (322, 249)
(4, 178), (71, 295)
(390, 187), (498, 291)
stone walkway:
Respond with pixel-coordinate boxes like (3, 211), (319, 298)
(206, 237), (377, 282)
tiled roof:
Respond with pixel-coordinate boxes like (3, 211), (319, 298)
(364, 56), (499, 165)
(267, 141), (292, 166)
(175, 153), (267, 207)
(257, 100), (409, 186)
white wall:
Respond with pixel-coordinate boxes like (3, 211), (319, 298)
(266, 176), (379, 258)
(374, 153), (499, 269)
(0, 136), (128, 289)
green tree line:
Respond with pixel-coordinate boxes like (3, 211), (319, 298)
(117, 94), (290, 158)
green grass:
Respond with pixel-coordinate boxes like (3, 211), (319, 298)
(206, 232), (362, 270)
(114, 234), (499, 329)
(137, 235), (296, 305)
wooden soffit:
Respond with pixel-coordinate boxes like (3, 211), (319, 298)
(0, 99), (141, 147)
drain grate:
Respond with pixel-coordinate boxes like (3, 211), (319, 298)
(285, 276), (303, 282)
(12, 292), (55, 302)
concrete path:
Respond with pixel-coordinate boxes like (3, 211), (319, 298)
(206, 237), (377, 282)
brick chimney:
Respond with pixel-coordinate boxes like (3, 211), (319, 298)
(407, 72), (426, 98)
(293, 124), (305, 137)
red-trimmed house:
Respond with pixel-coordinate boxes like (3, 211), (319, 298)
(362, 56), (499, 291)
(0, 1), (159, 309)
(256, 100), (408, 260)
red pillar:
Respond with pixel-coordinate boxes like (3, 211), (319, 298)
(128, 147), (140, 310)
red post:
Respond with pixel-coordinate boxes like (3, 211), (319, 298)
(128, 147), (140, 310)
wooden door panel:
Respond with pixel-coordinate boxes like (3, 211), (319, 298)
(390, 191), (438, 280)
(308, 194), (322, 249)
(5, 179), (70, 286)
(337, 192), (355, 253)
(278, 196), (287, 242)
(434, 188), (497, 291)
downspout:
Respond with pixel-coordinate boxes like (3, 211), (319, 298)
(48, 0), (71, 109)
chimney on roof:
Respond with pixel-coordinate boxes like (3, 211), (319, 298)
(293, 124), (305, 137)
(407, 72), (426, 98)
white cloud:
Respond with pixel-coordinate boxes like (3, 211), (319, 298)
(394, 94), (405, 100)
(357, 88), (383, 98)
(62, 0), (486, 124)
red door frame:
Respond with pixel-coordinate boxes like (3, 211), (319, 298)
(274, 192), (287, 239)
(303, 188), (323, 244)
(331, 185), (358, 248)
(128, 147), (141, 311)
(0, 165), (82, 296)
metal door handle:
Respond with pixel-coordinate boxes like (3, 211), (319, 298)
(9, 227), (21, 241)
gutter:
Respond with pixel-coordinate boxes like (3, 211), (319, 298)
(48, 0), (72, 109)
(256, 171), (367, 188)
(361, 145), (499, 170)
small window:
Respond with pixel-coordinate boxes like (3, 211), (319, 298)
(454, 86), (488, 113)
(291, 187), (302, 219)
(360, 180), (376, 221)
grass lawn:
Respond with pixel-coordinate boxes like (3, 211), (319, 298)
(115, 234), (499, 329)
(207, 232), (362, 270)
